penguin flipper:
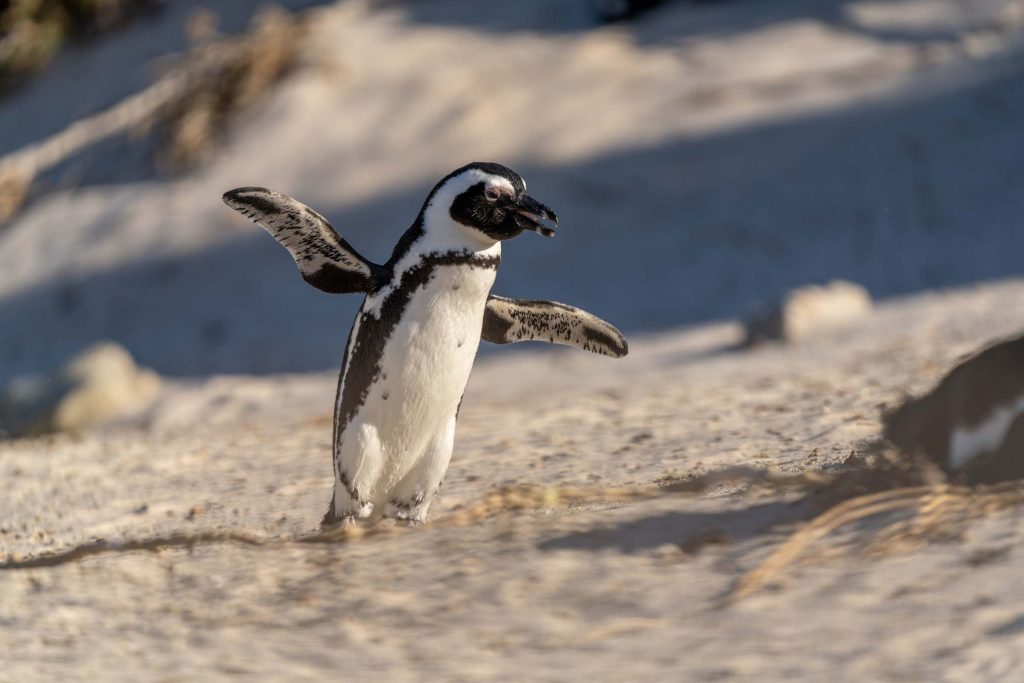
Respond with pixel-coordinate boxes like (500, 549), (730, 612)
(482, 295), (628, 358)
(223, 187), (380, 294)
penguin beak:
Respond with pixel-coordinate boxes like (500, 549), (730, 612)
(511, 194), (558, 237)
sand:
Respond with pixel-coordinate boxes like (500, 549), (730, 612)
(3, 281), (1024, 680)
(3, 0), (1024, 679)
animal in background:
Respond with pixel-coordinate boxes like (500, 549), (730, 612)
(884, 332), (1024, 483)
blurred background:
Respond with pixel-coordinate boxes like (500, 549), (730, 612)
(6, 4), (1024, 677)
(2, 0), (1023, 383)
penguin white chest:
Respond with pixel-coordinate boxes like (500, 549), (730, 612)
(349, 260), (497, 499)
(384, 263), (495, 411)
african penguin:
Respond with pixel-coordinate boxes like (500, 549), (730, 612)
(223, 162), (628, 525)
(884, 332), (1024, 483)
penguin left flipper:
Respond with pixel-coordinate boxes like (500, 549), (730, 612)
(223, 187), (381, 294)
(482, 295), (628, 358)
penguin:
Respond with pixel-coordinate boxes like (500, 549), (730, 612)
(883, 331), (1024, 484)
(223, 162), (627, 525)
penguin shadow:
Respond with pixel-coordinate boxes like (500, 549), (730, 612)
(537, 498), (806, 555)
(536, 446), (913, 557)
(536, 440), (978, 568)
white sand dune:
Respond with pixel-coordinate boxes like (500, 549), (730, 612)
(1, 0), (1023, 381)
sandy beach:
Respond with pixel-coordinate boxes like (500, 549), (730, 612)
(3, 1), (1024, 679)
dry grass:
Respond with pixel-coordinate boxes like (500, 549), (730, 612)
(727, 479), (1024, 602)
(153, 7), (306, 170)
(0, 0), (159, 95)
(0, 6), (306, 222)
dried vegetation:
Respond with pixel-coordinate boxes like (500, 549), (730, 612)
(0, 5), (307, 222)
(0, 0), (161, 95)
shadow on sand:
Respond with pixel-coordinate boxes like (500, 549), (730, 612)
(539, 499), (805, 554)
(2, 47), (1024, 382)
(400, 0), (989, 47)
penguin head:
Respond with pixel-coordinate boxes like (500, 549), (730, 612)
(426, 162), (558, 243)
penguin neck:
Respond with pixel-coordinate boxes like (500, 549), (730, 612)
(368, 215), (501, 319)
(387, 211), (501, 279)
(420, 196), (500, 255)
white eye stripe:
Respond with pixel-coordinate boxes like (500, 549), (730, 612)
(485, 176), (515, 195)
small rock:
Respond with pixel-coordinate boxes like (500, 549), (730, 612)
(651, 543), (683, 559)
(0, 342), (161, 438)
(744, 280), (872, 346)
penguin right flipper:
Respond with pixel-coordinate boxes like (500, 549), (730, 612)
(223, 187), (380, 294)
(482, 295), (628, 358)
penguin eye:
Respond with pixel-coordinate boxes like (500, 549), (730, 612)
(484, 188), (500, 203)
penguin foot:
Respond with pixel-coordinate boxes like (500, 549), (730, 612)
(320, 506), (368, 529)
